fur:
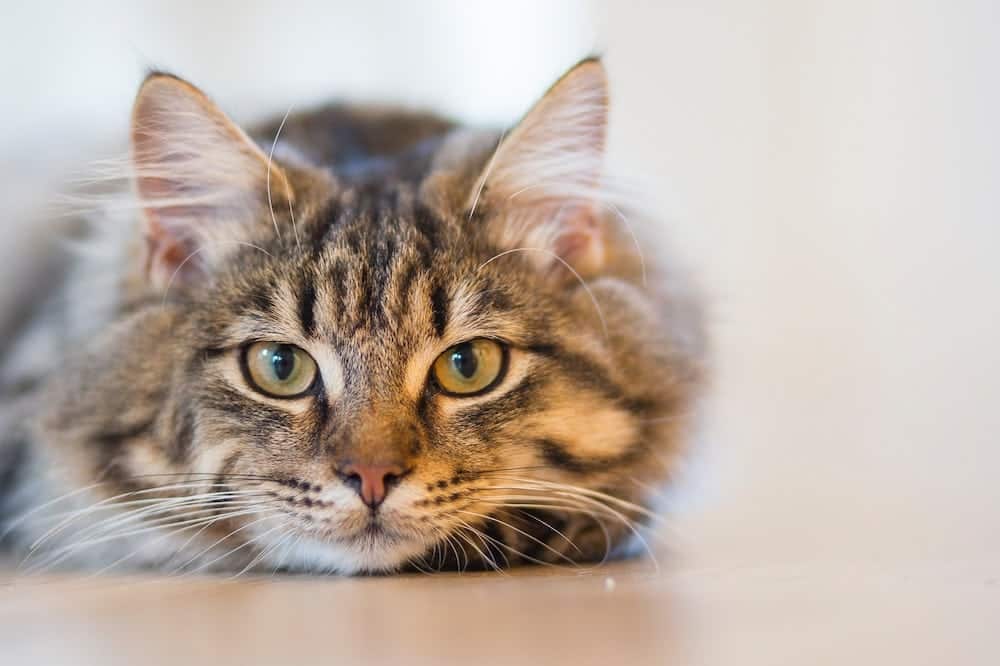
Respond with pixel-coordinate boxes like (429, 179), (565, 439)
(0, 59), (707, 575)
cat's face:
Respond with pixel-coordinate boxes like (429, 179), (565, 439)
(40, 60), (706, 573)
(178, 198), (677, 572)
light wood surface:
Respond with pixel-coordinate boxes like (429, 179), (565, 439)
(2, 555), (997, 665)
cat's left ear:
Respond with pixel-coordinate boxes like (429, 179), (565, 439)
(130, 73), (294, 289)
(469, 58), (609, 278)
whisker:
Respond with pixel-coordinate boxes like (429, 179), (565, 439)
(271, 532), (304, 575)
(478, 485), (662, 569)
(26, 489), (270, 554)
(514, 490), (660, 572)
(61, 496), (274, 549)
(457, 522), (511, 570)
(451, 520), (503, 573)
(23, 506), (273, 575)
(0, 481), (108, 542)
(491, 477), (664, 523)
(175, 513), (282, 573)
(34, 490), (271, 528)
(228, 527), (294, 580)
(500, 506), (584, 556)
(477, 491), (629, 521)
(187, 519), (286, 574)
(458, 509), (577, 566)
(123, 472), (283, 483)
(435, 527), (466, 572)
(27, 502), (270, 567)
(479, 500), (614, 565)
(89, 505), (274, 577)
(455, 518), (568, 571)
(26, 484), (270, 552)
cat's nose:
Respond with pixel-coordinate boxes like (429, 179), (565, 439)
(337, 463), (407, 509)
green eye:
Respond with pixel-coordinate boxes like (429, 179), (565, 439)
(432, 339), (506, 396)
(243, 342), (318, 398)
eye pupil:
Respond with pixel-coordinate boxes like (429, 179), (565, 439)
(450, 343), (478, 379)
(270, 345), (296, 381)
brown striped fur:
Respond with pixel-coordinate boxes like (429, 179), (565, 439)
(0, 59), (707, 573)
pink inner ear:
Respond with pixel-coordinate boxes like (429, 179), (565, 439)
(553, 229), (593, 263)
(135, 163), (212, 286)
(549, 205), (605, 276)
(144, 217), (201, 287)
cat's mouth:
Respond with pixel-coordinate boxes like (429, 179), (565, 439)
(342, 515), (404, 543)
(249, 497), (432, 574)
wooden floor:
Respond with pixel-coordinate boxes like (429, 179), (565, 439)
(2, 552), (998, 665)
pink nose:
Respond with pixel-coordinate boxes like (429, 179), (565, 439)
(338, 463), (406, 508)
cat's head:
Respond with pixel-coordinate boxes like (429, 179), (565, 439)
(42, 59), (706, 573)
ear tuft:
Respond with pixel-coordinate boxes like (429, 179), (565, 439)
(131, 74), (292, 289)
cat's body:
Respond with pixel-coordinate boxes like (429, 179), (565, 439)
(0, 60), (707, 574)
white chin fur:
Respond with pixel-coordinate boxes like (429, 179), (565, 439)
(265, 532), (430, 575)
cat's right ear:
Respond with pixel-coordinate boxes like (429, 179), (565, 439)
(130, 73), (293, 289)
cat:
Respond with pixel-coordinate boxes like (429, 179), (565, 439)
(0, 58), (707, 575)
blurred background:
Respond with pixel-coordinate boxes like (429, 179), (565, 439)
(1, 0), (997, 578)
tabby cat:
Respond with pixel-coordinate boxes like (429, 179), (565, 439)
(0, 59), (706, 574)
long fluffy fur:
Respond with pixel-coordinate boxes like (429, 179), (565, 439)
(0, 59), (708, 575)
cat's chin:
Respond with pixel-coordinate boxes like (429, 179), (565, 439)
(265, 530), (431, 575)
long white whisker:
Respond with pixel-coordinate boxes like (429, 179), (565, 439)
(271, 532), (304, 575)
(33, 489), (270, 527)
(480, 484), (663, 567)
(500, 485), (660, 572)
(0, 482), (108, 542)
(24, 507), (272, 575)
(458, 509), (576, 565)
(434, 526), (465, 572)
(464, 512), (578, 570)
(188, 519), (286, 574)
(451, 520), (503, 573)
(497, 505), (584, 555)
(65, 496), (274, 548)
(228, 528), (293, 580)
(89, 505), (273, 577)
(492, 477), (663, 523)
(27, 483), (269, 552)
(478, 499), (614, 564)
(177, 513), (282, 573)
(26, 504), (269, 570)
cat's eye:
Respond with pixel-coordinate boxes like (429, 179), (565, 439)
(432, 338), (507, 396)
(242, 342), (318, 398)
